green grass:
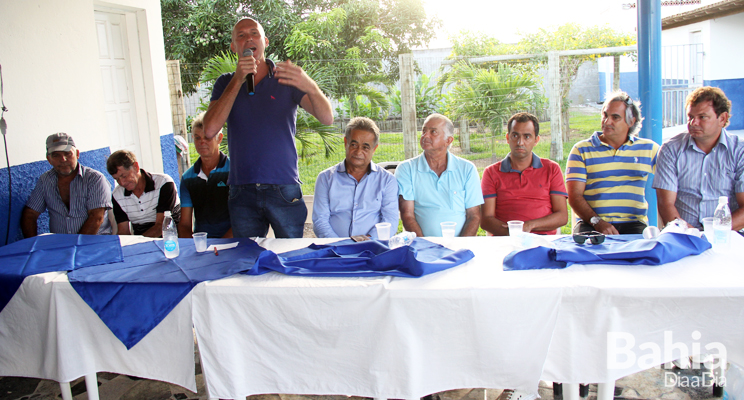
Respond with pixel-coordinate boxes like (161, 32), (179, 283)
(188, 110), (601, 236)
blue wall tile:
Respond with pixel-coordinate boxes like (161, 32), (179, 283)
(161, 133), (180, 191)
(704, 78), (744, 130)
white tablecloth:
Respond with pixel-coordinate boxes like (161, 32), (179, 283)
(193, 235), (744, 399)
(3, 234), (743, 400)
(0, 236), (197, 392)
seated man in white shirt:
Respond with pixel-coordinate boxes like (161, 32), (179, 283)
(106, 150), (181, 237)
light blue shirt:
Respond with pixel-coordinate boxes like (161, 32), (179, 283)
(653, 128), (744, 228)
(395, 151), (484, 236)
(312, 160), (399, 238)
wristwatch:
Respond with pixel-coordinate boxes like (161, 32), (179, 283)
(590, 216), (601, 226)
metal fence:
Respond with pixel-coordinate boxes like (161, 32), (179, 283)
(661, 43), (704, 127)
(169, 54), (604, 194)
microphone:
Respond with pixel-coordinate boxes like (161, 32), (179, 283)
(242, 49), (255, 96)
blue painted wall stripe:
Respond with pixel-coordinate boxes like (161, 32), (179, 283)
(1, 136), (180, 246)
(704, 78), (744, 130)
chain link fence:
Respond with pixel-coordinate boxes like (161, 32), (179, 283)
(170, 54), (606, 195)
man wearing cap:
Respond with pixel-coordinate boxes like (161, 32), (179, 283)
(21, 133), (112, 237)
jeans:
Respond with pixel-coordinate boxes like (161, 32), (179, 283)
(228, 183), (307, 238)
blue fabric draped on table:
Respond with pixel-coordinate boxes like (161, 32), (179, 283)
(68, 238), (265, 349)
(249, 238), (475, 277)
(503, 232), (711, 271)
(0, 234), (123, 313)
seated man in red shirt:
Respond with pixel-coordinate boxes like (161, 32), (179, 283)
(481, 112), (568, 235)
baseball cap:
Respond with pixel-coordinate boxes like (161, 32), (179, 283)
(46, 133), (76, 155)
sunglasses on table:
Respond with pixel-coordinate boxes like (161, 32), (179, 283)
(572, 231), (606, 245)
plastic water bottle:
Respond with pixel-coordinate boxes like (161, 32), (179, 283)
(713, 196), (732, 252)
(162, 210), (180, 258)
(388, 231), (416, 249)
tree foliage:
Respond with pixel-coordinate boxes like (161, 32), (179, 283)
(283, 0), (438, 117)
(161, 0), (439, 95)
(390, 73), (445, 119)
(517, 23), (636, 138)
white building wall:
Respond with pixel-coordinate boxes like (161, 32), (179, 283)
(0, 0), (173, 244)
(708, 12), (744, 80)
(0, 0), (170, 171)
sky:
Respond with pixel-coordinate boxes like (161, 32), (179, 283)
(420, 0), (648, 48)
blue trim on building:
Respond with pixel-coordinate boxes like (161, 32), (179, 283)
(161, 133), (180, 192)
(704, 78), (744, 130)
(599, 72), (639, 102)
(0, 147), (112, 246)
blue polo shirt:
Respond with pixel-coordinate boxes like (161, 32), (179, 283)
(211, 59), (306, 186)
(395, 152), (484, 237)
(180, 152), (231, 237)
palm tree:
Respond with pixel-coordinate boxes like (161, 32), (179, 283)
(440, 62), (538, 135)
(198, 51), (342, 160)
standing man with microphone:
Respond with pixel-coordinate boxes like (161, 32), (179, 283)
(203, 17), (333, 238)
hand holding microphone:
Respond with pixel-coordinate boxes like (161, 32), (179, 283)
(242, 49), (255, 96)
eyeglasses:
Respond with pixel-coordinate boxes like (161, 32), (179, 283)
(572, 231), (606, 245)
(624, 96), (634, 107)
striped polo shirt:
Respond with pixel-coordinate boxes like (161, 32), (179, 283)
(25, 164), (112, 234)
(566, 132), (659, 224)
(112, 169), (181, 236)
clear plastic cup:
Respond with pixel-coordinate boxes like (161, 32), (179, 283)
(702, 217), (715, 242)
(375, 222), (391, 240)
(507, 220), (524, 237)
(440, 221), (456, 239)
(193, 232), (208, 252)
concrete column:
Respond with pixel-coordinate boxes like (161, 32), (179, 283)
(399, 53), (418, 160)
(548, 51), (563, 161)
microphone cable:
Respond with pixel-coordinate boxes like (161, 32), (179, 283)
(1, 64), (10, 245)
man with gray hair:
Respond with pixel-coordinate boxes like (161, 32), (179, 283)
(21, 133), (112, 237)
(566, 91), (660, 234)
(395, 113), (484, 237)
(312, 117), (398, 238)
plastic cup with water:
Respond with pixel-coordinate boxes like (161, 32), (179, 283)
(507, 221), (524, 238)
(375, 222), (391, 240)
(702, 217), (715, 242)
(440, 221), (456, 239)
(193, 232), (208, 252)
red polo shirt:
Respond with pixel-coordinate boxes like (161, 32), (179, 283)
(481, 153), (568, 235)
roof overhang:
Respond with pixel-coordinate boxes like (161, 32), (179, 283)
(662, 0), (744, 29)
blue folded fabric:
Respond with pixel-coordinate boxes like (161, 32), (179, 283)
(248, 238), (475, 277)
(0, 234), (123, 314)
(68, 238), (264, 349)
(503, 233), (711, 271)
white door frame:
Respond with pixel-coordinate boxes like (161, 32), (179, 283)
(94, 3), (162, 173)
